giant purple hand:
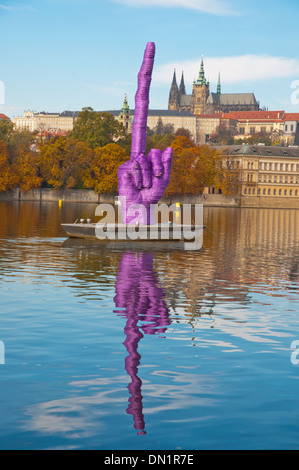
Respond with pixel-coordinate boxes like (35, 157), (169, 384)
(118, 42), (173, 225)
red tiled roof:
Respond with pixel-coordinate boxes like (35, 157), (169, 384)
(195, 114), (221, 118)
(0, 114), (10, 120)
(284, 113), (299, 121)
(221, 111), (285, 121)
(195, 111), (288, 122)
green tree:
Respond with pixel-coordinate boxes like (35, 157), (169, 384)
(0, 119), (14, 143)
(154, 117), (174, 135)
(69, 107), (126, 149)
(7, 129), (36, 163)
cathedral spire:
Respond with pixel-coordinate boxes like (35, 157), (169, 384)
(194, 54), (207, 86)
(217, 72), (221, 95)
(168, 69), (180, 110)
(171, 69), (178, 88)
(179, 71), (186, 95)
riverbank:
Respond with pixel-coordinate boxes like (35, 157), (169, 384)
(0, 188), (240, 207)
(0, 188), (299, 209)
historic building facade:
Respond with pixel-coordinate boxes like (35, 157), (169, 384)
(168, 56), (260, 115)
(220, 144), (299, 207)
(13, 110), (76, 133)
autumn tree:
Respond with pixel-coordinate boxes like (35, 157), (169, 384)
(69, 107), (126, 149)
(89, 143), (129, 194)
(146, 134), (175, 152)
(0, 139), (16, 192)
(214, 153), (242, 195)
(211, 124), (236, 145)
(12, 149), (43, 192)
(39, 136), (94, 189)
(175, 127), (193, 141)
(165, 136), (220, 196)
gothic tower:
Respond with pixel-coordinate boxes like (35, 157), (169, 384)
(191, 55), (210, 115)
(118, 94), (132, 133)
(179, 72), (186, 95)
(168, 70), (180, 110)
(217, 72), (221, 95)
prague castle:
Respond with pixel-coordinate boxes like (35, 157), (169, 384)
(168, 56), (260, 115)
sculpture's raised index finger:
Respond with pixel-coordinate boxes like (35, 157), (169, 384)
(131, 42), (155, 161)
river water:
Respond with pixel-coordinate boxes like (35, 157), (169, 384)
(0, 201), (298, 450)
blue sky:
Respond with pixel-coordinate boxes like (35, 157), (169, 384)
(1, 0), (299, 118)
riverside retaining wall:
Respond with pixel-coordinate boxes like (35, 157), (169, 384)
(0, 189), (240, 207)
(1, 189), (298, 209)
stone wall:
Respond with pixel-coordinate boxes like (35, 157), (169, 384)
(0, 189), (111, 204)
(1, 188), (298, 209)
(160, 193), (240, 207)
(241, 196), (299, 209)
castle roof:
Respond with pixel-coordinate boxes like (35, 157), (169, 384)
(179, 95), (192, 107)
(222, 110), (284, 121)
(104, 109), (195, 118)
(284, 113), (299, 122)
(207, 92), (258, 106)
(218, 144), (299, 158)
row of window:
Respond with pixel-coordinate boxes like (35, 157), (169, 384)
(258, 162), (299, 171)
(244, 187), (298, 196)
(257, 175), (299, 183)
(285, 124), (295, 132)
(239, 127), (273, 135)
(239, 125), (295, 134)
(245, 162), (299, 171)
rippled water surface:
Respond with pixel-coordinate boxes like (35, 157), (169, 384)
(0, 201), (299, 449)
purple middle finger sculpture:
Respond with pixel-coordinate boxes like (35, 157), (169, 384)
(118, 42), (173, 225)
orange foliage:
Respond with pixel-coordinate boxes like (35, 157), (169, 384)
(39, 137), (93, 189)
(165, 137), (220, 195)
(90, 143), (129, 193)
(12, 149), (43, 192)
(0, 140), (17, 192)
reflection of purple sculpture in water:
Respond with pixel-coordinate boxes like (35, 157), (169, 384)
(114, 252), (170, 435)
(118, 42), (173, 225)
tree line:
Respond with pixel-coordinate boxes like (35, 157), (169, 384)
(0, 108), (240, 195)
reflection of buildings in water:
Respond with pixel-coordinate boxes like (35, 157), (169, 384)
(114, 252), (170, 435)
(203, 207), (299, 289)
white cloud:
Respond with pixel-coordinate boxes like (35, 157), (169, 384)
(154, 54), (299, 86)
(0, 3), (36, 11)
(112, 0), (238, 16)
